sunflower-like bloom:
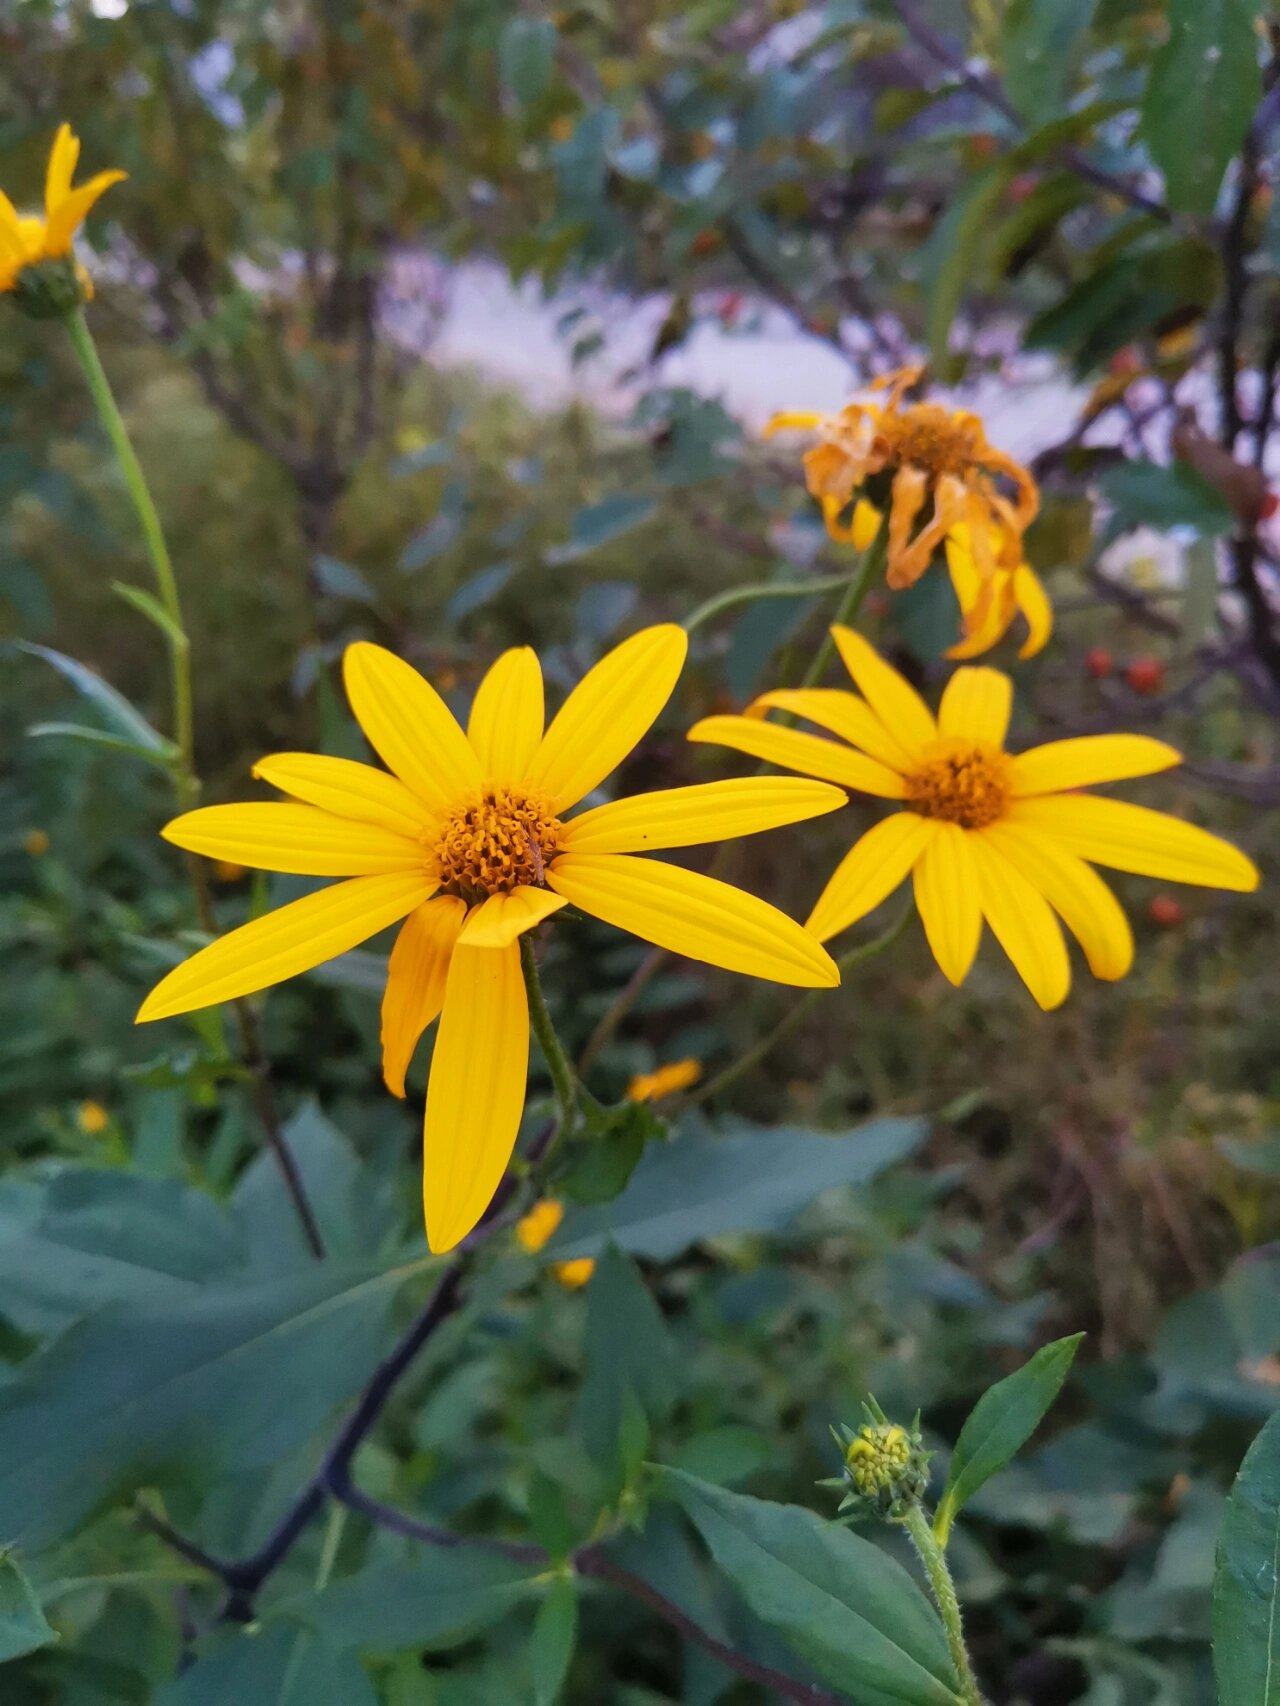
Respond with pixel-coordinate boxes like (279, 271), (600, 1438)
(767, 368), (1047, 658)
(0, 124), (125, 299)
(689, 627), (1259, 1010)
(138, 627), (842, 1250)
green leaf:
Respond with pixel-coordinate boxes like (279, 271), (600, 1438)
(0, 1548), (58, 1663)
(26, 720), (178, 768)
(657, 1469), (961, 1706)
(311, 556), (378, 606)
(156, 1621), (377, 1706)
(1141, 0), (1261, 215)
(1002, 0), (1097, 121)
(111, 580), (187, 645)
(935, 1334), (1084, 1545)
(230, 1098), (375, 1271)
(16, 641), (175, 758)
(576, 1245), (675, 1470)
(499, 17), (557, 108)
(563, 1102), (662, 1204)
(548, 1116), (924, 1262)
(531, 1577), (578, 1706)
(1099, 459), (1233, 535)
(545, 496), (656, 564)
(923, 168), (1010, 379)
(306, 1549), (544, 1651)
(1213, 1410), (1280, 1706)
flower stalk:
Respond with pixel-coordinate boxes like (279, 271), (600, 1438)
(902, 1503), (985, 1706)
(520, 932), (580, 1136)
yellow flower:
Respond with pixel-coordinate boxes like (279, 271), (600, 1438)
(516, 1197), (564, 1254)
(0, 124), (126, 296)
(76, 1099), (109, 1135)
(23, 828), (51, 857)
(767, 368), (1045, 657)
(552, 1257), (595, 1289)
(626, 1057), (702, 1102)
(689, 626), (1259, 1010)
(137, 627), (842, 1251)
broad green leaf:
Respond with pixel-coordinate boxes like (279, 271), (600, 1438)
(545, 496), (656, 564)
(0, 1549), (58, 1663)
(1141, 0), (1261, 215)
(311, 556), (378, 606)
(1002, 0), (1097, 122)
(548, 1116), (924, 1262)
(230, 1098), (377, 1271)
(935, 1335), (1084, 1545)
(27, 720), (177, 768)
(111, 580), (187, 645)
(576, 1245), (676, 1469)
(531, 1577), (578, 1706)
(1099, 460), (1233, 536)
(16, 641), (175, 757)
(1214, 1410), (1280, 1706)
(156, 1621), (377, 1706)
(306, 1549), (544, 1650)
(499, 16), (557, 108)
(658, 1469), (961, 1706)
(446, 561), (515, 624)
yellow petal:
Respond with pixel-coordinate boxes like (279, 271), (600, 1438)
(44, 170), (126, 254)
(456, 886), (568, 949)
(1014, 565), (1053, 659)
(252, 752), (432, 839)
(1008, 795), (1259, 891)
(969, 835), (1071, 1010)
(913, 823), (982, 985)
(525, 625), (687, 810)
(467, 647), (544, 777)
(343, 642), (481, 815)
(937, 667), (1012, 748)
(806, 812), (935, 942)
(161, 802), (425, 876)
(744, 688), (915, 772)
(423, 942), (528, 1252)
(982, 823), (1133, 980)
(851, 498), (882, 550)
(763, 411), (826, 435)
(686, 715), (906, 797)
(0, 192), (25, 258)
(381, 897), (467, 1097)
(830, 626), (936, 756)
(45, 123), (79, 216)
(561, 777), (846, 855)
(1008, 735), (1182, 797)
(548, 853), (839, 988)
(137, 871), (434, 1022)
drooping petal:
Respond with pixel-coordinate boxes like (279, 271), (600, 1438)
(423, 942), (528, 1252)
(763, 411), (826, 435)
(969, 835), (1071, 1010)
(45, 124), (79, 216)
(806, 812), (935, 942)
(561, 777), (846, 855)
(44, 171), (127, 255)
(830, 625), (937, 756)
(252, 752), (432, 839)
(525, 625), (688, 810)
(342, 642), (481, 815)
(381, 897), (467, 1097)
(1013, 565), (1053, 659)
(850, 498), (883, 550)
(136, 871), (435, 1022)
(686, 715), (906, 797)
(981, 823), (1133, 980)
(467, 647), (544, 777)
(1008, 795), (1260, 890)
(1008, 735), (1182, 797)
(548, 853), (839, 987)
(937, 667), (1013, 747)
(744, 688), (916, 772)
(912, 822), (982, 985)
(456, 887), (567, 949)
(161, 802), (425, 876)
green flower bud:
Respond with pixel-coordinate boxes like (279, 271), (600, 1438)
(8, 256), (87, 321)
(828, 1401), (931, 1520)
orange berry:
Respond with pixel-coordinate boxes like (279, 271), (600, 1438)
(691, 230), (720, 257)
(969, 133), (999, 161)
(1125, 656), (1165, 695)
(1148, 894), (1184, 929)
(1109, 347), (1142, 378)
(1084, 646), (1113, 679)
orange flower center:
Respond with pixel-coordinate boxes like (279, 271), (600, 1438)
(433, 785), (562, 901)
(883, 405), (978, 481)
(906, 741), (1010, 830)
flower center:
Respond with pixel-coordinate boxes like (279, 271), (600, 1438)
(885, 404), (977, 479)
(433, 785), (563, 902)
(906, 740), (1010, 829)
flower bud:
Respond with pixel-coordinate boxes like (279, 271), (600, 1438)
(830, 1404), (931, 1520)
(7, 256), (88, 320)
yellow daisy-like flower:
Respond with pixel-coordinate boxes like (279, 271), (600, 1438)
(626, 1057), (702, 1102)
(689, 626), (1259, 1010)
(76, 1099), (110, 1136)
(0, 124), (126, 296)
(138, 627), (842, 1251)
(516, 1197), (564, 1254)
(551, 1257), (595, 1289)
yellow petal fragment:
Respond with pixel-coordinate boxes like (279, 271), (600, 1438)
(969, 835), (1071, 1010)
(252, 751), (432, 840)
(744, 688), (915, 772)
(686, 715), (906, 797)
(830, 625), (937, 756)
(806, 812), (935, 943)
(467, 647), (544, 777)
(137, 871), (435, 1022)
(1014, 565), (1053, 659)
(45, 123), (79, 215)
(526, 625), (688, 810)
(423, 942), (528, 1252)
(343, 641), (481, 816)
(1008, 735), (1182, 797)
(456, 887), (568, 949)
(381, 896), (467, 1097)
(851, 498), (883, 550)
(763, 411), (826, 435)
(1008, 795), (1260, 891)
(548, 852), (839, 988)
(161, 802), (425, 876)
(937, 666), (1013, 748)
(561, 777), (846, 855)
(44, 171), (127, 254)
(981, 823), (1133, 980)
(912, 822), (982, 985)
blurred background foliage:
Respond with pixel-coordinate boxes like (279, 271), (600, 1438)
(2, 0), (1279, 1701)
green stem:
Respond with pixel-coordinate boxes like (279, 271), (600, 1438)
(793, 520), (889, 693)
(64, 307), (196, 806)
(683, 573), (851, 635)
(520, 934), (579, 1134)
(902, 1505), (984, 1706)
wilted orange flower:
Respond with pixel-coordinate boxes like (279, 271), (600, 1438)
(0, 124), (125, 296)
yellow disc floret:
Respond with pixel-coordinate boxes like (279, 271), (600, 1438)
(433, 785), (562, 902)
(906, 740), (1010, 830)
(844, 1423), (913, 1495)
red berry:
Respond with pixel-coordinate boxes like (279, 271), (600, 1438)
(1085, 646), (1114, 679)
(1261, 490), (1278, 521)
(969, 133), (999, 161)
(1007, 173), (1039, 204)
(1125, 656), (1165, 695)
(1108, 347), (1142, 378)
(1148, 894), (1184, 929)
(691, 230), (720, 258)
(718, 291), (745, 327)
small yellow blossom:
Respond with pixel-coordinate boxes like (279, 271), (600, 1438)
(0, 124), (126, 299)
(516, 1197), (564, 1254)
(76, 1099), (109, 1135)
(23, 828), (51, 857)
(626, 1058), (702, 1102)
(552, 1257), (595, 1289)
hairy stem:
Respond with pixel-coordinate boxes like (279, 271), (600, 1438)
(795, 521), (888, 692)
(520, 933), (579, 1131)
(902, 1505), (984, 1706)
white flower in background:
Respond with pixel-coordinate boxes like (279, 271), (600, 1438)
(1098, 527), (1187, 591)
